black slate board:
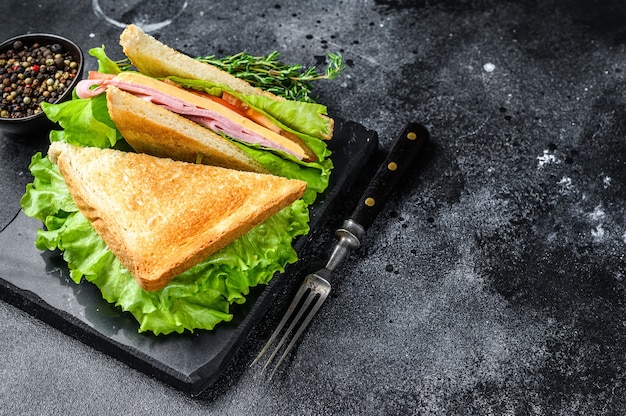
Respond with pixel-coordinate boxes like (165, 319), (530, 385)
(0, 118), (378, 396)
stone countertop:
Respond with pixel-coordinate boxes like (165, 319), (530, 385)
(1, 1), (625, 414)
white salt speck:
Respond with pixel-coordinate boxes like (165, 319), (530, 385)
(483, 63), (496, 72)
(603, 176), (612, 188)
(89, 33), (95, 38)
(589, 205), (605, 222)
(558, 177), (572, 186)
(558, 176), (573, 193)
(591, 224), (605, 242)
(589, 205), (607, 243)
(537, 150), (558, 168)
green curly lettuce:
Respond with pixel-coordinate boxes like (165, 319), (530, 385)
(21, 153), (310, 335)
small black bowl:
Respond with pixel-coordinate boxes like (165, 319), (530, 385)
(0, 33), (84, 136)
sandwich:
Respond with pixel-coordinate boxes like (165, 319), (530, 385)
(47, 141), (306, 292)
(20, 26), (342, 334)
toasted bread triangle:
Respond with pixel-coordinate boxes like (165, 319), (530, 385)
(48, 142), (307, 292)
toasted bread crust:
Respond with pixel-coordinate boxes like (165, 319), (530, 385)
(49, 142), (307, 292)
(106, 86), (268, 173)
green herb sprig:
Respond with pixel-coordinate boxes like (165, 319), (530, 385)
(114, 58), (133, 72)
(196, 51), (345, 102)
(113, 51), (345, 102)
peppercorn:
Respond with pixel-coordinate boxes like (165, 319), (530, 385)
(0, 39), (79, 119)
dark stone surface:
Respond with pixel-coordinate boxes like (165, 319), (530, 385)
(1, 0), (625, 414)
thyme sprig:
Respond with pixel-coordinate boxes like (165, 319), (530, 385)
(115, 58), (133, 72)
(196, 51), (345, 102)
(114, 51), (345, 102)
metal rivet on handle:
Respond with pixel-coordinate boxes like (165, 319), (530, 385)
(388, 162), (397, 171)
(407, 131), (417, 140)
(365, 197), (376, 207)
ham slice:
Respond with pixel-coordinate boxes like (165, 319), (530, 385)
(75, 78), (302, 159)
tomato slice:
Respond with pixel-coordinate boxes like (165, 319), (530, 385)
(88, 71), (117, 81)
(187, 89), (251, 120)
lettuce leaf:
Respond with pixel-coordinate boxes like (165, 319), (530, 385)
(243, 94), (332, 141)
(20, 152), (310, 335)
(42, 94), (121, 148)
(89, 45), (123, 74)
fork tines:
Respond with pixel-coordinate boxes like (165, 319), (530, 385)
(252, 271), (332, 379)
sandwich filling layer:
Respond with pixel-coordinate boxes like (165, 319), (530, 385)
(76, 72), (316, 161)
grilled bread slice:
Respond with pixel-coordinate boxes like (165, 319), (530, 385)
(106, 86), (268, 173)
(119, 24), (334, 140)
(48, 141), (307, 292)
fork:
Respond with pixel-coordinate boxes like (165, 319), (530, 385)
(252, 122), (430, 378)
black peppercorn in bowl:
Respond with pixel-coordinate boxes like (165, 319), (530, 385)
(0, 33), (84, 136)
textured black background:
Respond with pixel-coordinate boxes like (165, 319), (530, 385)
(1, 0), (625, 414)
